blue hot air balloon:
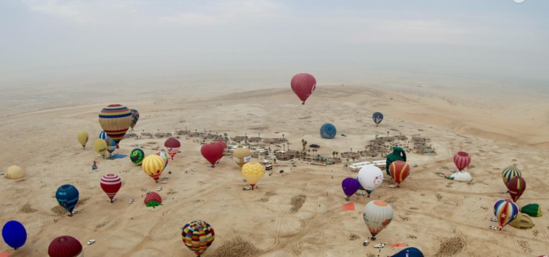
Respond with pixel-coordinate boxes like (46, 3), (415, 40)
(2, 220), (27, 250)
(320, 123), (336, 139)
(98, 131), (108, 140)
(373, 112), (384, 126)
(56, 184), (79, 216)
(390, 247), (424, 257)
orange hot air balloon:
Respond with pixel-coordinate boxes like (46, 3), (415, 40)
(389, 161), (410, 187)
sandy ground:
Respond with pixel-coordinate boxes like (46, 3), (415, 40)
(1, 81), (549, 257)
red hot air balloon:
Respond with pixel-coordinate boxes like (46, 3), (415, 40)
(507, 176), (526, 202)
(100, 174), (122, 203)
(213, 141), (227, 161)
(164, 137), (181, 160)
(144, 192), (163, 208)
(201, 143), (224, 167)
(453, 151), (471, 171)
(48, 235), (83, 257)
(291, 73), (316, 105)
(389, 161), (410, 187)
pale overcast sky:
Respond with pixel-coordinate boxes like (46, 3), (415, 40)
(1, 0), (548, 87)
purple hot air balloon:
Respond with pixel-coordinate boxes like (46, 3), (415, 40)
(342, 177), (360, 200)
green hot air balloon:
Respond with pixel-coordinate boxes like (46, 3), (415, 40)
(131, 148), (145, 165)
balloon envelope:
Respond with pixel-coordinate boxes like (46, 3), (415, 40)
(521, 203), (542, 217)
(342, 178), (360, 197)
(56, 184), (79, 214)
(130, 148), (145, 165)
(130, 109), (139, 129)
(242, 162), (265, 189)
(291, 73), (316, 104)
(155, 151), (170, 168)
(507, 176), (526, 202)
(494, 199), (519, 229)
(453, 151), (471, 171)
(182, 220), (215, 256)
(320, 123), (337, 139)
(233, 148), (252, 168)
(391, 247), (424, 257)
(502, 165), (521, 186)
(389, 161), (410, 185)
(201, 143), (224, 166)
(372, 112), (384, 126)
(100, 174), (122, 201)
(509, 213), (535, 229)
(363, 200), (394, 239)
(77, 131), (88, 148)
(164, 138), (181, 159)
(142, 155), (165, 181)
(48, 235), (83, 257)
(105, 137), (116, 154)
(213, 141), (227, 161)
(98, 104), (132, 145)
(94, 139), (108, 156)
(2, 220), (27, 249)
(98, 131), (107, 140)
(357, 165), (384, 195)
(4, 165), (24, 179)
(447, 171), (473, 182)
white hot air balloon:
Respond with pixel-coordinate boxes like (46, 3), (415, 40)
(357, 165), (384, 197)
(363, 200), (394, 240)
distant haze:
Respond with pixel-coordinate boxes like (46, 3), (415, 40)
(1, 0), (548, 88)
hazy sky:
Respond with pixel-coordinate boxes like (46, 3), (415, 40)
(1, 0), (548, 87)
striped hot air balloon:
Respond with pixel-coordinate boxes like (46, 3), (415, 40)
(453, 151), (471, 171)
(182, 220), (215, 256)
(48, 236), (83, 257)
(98, 104), (132, 147)
(494, 199), (519, 230)
(502, 164), (521, 187)
(507, 176), (526, 203)
(363, 200), (394, 240)
(389, 161), (410, 186)
(98, 131), (108, 140)
(100, 174), (122, 203)
(142, 155), (165, 182)
(56, 184), (79, 216)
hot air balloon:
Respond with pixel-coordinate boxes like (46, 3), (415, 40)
(156, 151), (170, 168)
(142, 155), (165, 182)
(130, 109), (139, 131)
(233, 148), (252, 168)
(320, 123), (336, 139)
(521, 203), (542, 217)
(494, 199), (519, 230)
(213, 141), (227, 161)
(447, 171), (473, 182)
(130, 148), (145, 165)
(508, 213), (535, 229)
(144, 192), (162, 208)
(182, 220), (215, 256)
(291, 73), (316, 105)
(242, 162), (264, 189)
(502, 164), (521, 187)
(201, 143), (224, 167)
(100, 174), (122, 203)
(507, 176), (526, 203)
(164, 138), (181, 160)
(76, 131), (88, 149)
(2, 221), (27, 250)
(56, 184), (79, 216)
(372, 112), (384, 127)
(389, 161), (410, 187)
(105, 137), (116, 156)
(386, 147), (406, 176)
(48, 236), (83, 257)
(454, 151), (471, 172)
(357, 165), (384, 197)
(342, 178), (360, 200)
(4, 165), (24, 179)
(98, 131), (108, 140)
(94, 138), (108, 157)
(363, 200), (394, 240)
(98, 104), (132, 148)
(390, 247), (424, 257)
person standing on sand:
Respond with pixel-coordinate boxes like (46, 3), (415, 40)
(92, 161), (98, 171)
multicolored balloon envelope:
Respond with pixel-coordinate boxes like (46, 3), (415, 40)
(144, 192), (162, 208)
(156, 151), (170, 168)
(242, 162), (265, 189)
(130, 148), (145, 165)
(453, 151), (471, 171)
(201, 143), (224, 166)
(100, 174), (122, 202)
(389, 161), (410, 186)
(507, 176), (526, 202)
(105, 137), (116, 155)
(94, 139), (108, 157)
(164, 138), (181, 160)
(130, 109), (139, 130)
(291, 73), (316, 105)
(363, 200), (393, 240)
(182, 220), (215, 256)
(76, 131), (88, 149)
(142, 155), (165, 182)
(48, 236), (83, 257)
(56, 184), (79, 215)
(372, 112), (384, 126)
(342, 177), (360, 198)
(98, 131), (108, 140)
(233, 148), (252, 168)
(320, 123), (336, 139)
(390, 247), (424, 257)
(502, 164), (521, 186)
(494, 199), (519, 229)
(357, 165), (384, 197)
(98, 104), (132, 146)
(2, 220), (27, 250)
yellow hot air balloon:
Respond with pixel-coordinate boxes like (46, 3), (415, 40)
(77, 131), (89, 149)
(98, 104), (133, 147)
(233, 148), (252, 168)
(94, 139), (108, 157)
(142, 155), (165, 182)
(4, 165), (24, 179)
(509, 213), (535, 229)
(241, 162), (264, 189)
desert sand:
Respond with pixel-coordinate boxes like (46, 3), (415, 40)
(1, 78), (549, 257)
